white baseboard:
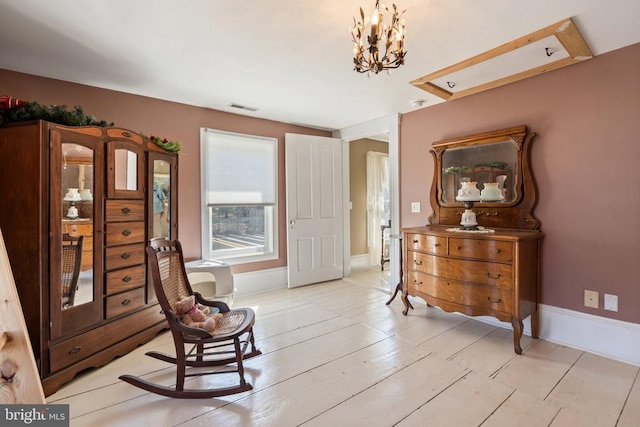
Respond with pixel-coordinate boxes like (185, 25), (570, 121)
(350, 254), (375, 272)
(233, 267), (288, 298)
(538, 304), (640, 366)
(432, 301), (640, 367)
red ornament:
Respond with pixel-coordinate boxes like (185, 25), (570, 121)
(0, 95), (26, 110)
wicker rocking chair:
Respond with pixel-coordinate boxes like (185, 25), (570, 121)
(119, 238), (261, 398)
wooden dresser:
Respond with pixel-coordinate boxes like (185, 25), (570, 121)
(402, 225), (542, 354)
(400, 125), (543, 355)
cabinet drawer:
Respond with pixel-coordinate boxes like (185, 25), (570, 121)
(49, 304), (165, 373)
(448, 238), (513, 263)
(105, 199), (144, 222)
(408, 252), (512, 289)
(106, 264), (146, 295)
(105, 221), (145, 246)
(406, 233), (446, 255)
(105, 243), (145, 271)
(407, 271), (513, 313)
(106, 287), (145, 319)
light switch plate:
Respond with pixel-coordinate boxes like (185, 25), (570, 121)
(604, 294), (618, 312)
(411, 202), (421, 213)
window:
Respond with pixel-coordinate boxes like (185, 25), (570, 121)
(200, 128), (277, 262)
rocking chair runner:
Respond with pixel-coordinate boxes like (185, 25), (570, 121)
(119, 238), (261, 398)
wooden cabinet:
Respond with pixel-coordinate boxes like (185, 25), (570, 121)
(400, 125), (543, 355)
(0, 121), (177, 395)
(402, 226), (542, 354)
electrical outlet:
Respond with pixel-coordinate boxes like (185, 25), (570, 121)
(584, 290), (598, 309)
(411, 202), (421, 213)
(604, 294), (618, 312)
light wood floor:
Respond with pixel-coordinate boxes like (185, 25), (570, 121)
(48, 270), (640, 426)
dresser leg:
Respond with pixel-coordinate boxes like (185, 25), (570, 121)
(512, 318), (524, 354)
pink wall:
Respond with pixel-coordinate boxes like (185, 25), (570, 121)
(400, 43), (640, 323)
(0, 69), (331, 273)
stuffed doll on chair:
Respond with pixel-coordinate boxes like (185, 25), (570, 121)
(174, 295), (222, 333)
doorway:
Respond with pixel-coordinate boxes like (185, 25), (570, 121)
(334, 114), (401, 294)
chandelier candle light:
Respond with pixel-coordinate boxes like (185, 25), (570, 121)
(351, 0), (407, 75)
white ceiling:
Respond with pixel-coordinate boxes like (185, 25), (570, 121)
(1, 0), (639, 131)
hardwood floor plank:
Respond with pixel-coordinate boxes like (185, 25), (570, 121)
(618, 370), (640, 427)
(481, 389), (561, 427)
(547, 352), (638, 426)
(490, 339), (583, 400)
(301, 353), (470, 426)
(185, 337), (429, 426)
(395, 370), (514, 426)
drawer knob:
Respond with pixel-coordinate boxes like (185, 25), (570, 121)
(495, 248), (501, 254)
(413, 260), (423, 266)
(487, 272), (502, 279)
(434, 243), (439, 247)
(121, 207), (131, 214)
(122, 298), (132, 306)
(457, 246), (462, 251)
(412, 280), (422, 285)
(487, 297), (501, 303)
(122, 229), (132, 236)
(69, 345), (82, 355)
(413, 239), (419, 244)
(121, 252), (132, 260)
(122, 275), (132, 283)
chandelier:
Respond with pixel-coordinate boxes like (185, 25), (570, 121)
(351, 0), (407, 75)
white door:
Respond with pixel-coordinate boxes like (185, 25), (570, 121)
(285, 133), (343, 287)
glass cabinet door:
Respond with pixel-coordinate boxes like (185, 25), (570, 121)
(50, 129), (104, 339)
(149, 153), (177, 240)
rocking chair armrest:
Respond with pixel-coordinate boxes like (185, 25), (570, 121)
(165, 310), (213, 338)
(193, 292), (231, 313)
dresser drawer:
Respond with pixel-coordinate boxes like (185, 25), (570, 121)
(106, 264), (146, 295)
(408, 252), (512, 289)
(63, 222), (93, 236)
(105, 221), (145, 246)
(407, 271), (513, 313)
(105, 243), (145, 271)
(448, 238), (513, 263)
(406, 233), (446, 255)
(49, 304), (165, 373)
(105, 199), (144, 222)
(106, 287), (145, 319)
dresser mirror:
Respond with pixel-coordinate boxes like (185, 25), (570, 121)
(429, 125), (539, 230)
(61, 143), (95, 309)
(107, 141), (144, 199)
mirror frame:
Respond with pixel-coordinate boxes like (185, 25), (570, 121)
(428, 125), (540, 230)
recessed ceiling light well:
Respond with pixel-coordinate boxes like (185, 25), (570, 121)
(228, 103), (260, 112)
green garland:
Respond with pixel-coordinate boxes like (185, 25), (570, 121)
(140, 133), (182, 153)
(0, 102), (113, 127)
(0, 100), (182, 153)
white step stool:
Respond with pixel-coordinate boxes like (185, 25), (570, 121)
(184, 259), (236, 306)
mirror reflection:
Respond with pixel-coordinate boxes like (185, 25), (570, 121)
(61, 143), (94, 309)
(152, 159), (171, 238)
(441, 141), (517, 204)
(114, 148), (138, 191)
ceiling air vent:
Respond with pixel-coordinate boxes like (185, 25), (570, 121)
(228, 103), (259, 112)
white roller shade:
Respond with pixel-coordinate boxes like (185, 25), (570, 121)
(201, 128), (277, 205)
